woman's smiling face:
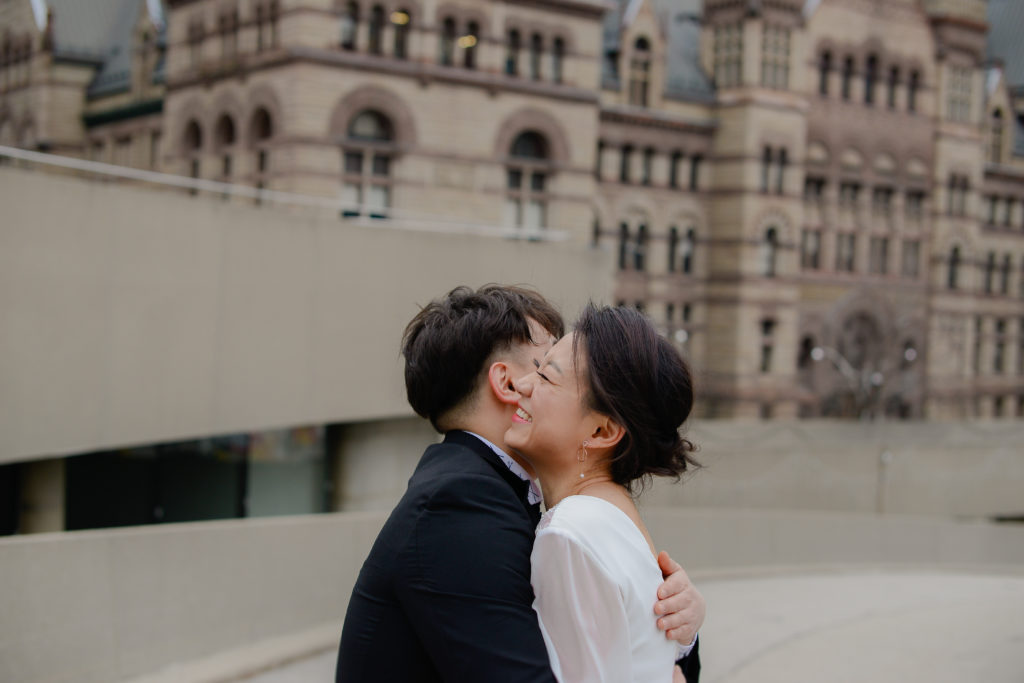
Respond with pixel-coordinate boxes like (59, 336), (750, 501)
(505, 333), (596, 469)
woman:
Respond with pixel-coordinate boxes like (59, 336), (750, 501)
(506, 304), (699, 683)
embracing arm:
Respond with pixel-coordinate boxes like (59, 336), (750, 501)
(656, 552), (704, 681)
(397, 475), (556, 683)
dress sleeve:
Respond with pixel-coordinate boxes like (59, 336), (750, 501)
(530, 526), (632, 683)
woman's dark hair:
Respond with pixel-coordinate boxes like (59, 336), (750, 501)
(403, 284), (564, 431)
(573, 304), (699, 492)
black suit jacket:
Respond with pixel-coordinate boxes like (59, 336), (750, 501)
(336, 430), (701, 682)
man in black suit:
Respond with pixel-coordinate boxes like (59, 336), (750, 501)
(337, 285), (703, 682)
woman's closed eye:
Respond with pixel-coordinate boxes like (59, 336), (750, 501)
(533, 358), (553, 383)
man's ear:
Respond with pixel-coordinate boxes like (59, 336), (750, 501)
(487, 361), (520, 405)
(588, 414), (625, 450)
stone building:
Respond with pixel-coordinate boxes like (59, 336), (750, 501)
(2, 0), (1023, 420)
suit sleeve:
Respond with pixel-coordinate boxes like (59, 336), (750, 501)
(397, 473), (557, 683)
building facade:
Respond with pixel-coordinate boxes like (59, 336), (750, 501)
(2, 0), (1023, 420)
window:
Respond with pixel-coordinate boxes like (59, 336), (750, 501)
(872, 186), (894, 222)
(392, 10), (410, 58)
(987, 195), (999, 224)
(762, 228), (779, 277)
(983, 252), (996, 294)
(183, 119), (203, 193)
(839, 181), (861, 216)
(905, 190), (924, 224)
(901, 240), (920, 278)
(529, 34), (542, 80)
(972, 316), (983, 374)
(1004, 198), (1015, 226)
(887, 66), (899, 108)
(439, 18), (456, 66)
(947, 65), (972, 122)
(219, 8), (239, 60)
(552, 38), (564, 84)
(629, 37), (651, 106)
(669, 227), (695, 275)
(506, 30), (520, 76)
(948, 174), (968, 216)
(340, 2), (358, 50)
(836, 233), (856, 272)
(505, 131), (551, 232)
(1001, 254), (1012, 295)
(250, 108), (273, 202)
(990, 109), (1004, 163)
(367, 5), (385, 55)
(819, 51), (831, 95)
(800, 229), (821, 270)
(689, 155), (702, 190)
(634, 224), (647, 271)
(841, 56), (854, 100)
(760, 318), (776, 373)
(864, 55), (877, 105)
(341, 110), (394, 219)
(947, 246), (961, 289)
(618, 223), (630, 270)
(669, 151), (683, 188)
(641, 147), (654, 185)
(620, 145), (632, 183)
(713, 23), (743, 88)
(761, 25), (790, 89)
(776, 148), (787, 195)
(994, 319), (1006, 374)
(463, 22), (479, 69)
(908, 70), (920, 112)
(869, 236), (889, 275)
(214, 114), (236, 184)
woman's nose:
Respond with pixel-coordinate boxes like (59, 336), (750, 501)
(512, 372), (533, 396)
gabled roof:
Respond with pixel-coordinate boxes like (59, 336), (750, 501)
(602, 0), (714, 101)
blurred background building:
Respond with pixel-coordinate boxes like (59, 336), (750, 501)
(2, 2), (1024, 681)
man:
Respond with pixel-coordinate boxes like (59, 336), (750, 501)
(337, 285), (703, 682)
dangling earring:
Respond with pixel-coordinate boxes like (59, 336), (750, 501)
(578, 441), (589, 479)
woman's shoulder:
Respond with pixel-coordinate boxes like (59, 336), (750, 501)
(538, 496), (638, 546)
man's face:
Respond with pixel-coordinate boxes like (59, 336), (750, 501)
(505, 317), (558, 398)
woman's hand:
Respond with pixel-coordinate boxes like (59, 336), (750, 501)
(654, 551), (705, 646)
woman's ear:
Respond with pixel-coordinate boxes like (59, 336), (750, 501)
(588, 414), (625, 450)
(487, 361), (520, 405)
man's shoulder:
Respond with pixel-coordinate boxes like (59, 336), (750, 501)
(410, 441), (523, 508)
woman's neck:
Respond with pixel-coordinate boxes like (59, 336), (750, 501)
(537, 460), (618, 509)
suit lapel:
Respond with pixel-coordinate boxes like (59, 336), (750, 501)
(443, 431), (539, 525)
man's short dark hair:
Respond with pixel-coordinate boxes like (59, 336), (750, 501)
(402, 284), (564, 432)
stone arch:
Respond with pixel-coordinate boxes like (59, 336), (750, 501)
(327, 85), (416, 149)
(244, 83), (284, 144)
(175, 97), (208, 155)
(753, 207), (795, 245)
(493, 107), (570, 165)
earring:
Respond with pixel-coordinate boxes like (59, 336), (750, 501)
(578, 441), (589, 479)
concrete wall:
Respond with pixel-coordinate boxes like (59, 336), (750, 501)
(1, 509), (1022, 683)
(0, 167), (611, 463)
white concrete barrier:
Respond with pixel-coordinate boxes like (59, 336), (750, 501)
(2, 509), (1023, 682)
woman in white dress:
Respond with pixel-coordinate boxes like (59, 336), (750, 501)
(505, 304), (700, 683)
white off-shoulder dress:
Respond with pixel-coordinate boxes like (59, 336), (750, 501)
(530, 495), (677, 683)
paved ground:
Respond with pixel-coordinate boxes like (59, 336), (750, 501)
(248, 569), (1024, 682)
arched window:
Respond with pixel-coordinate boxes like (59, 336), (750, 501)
(682, 228), (695, 274)
(864, 54), (877, 105)
(984, 251), (996, 294)
(819, 51), (831, 95)
(947, 246), (961, 289)
(392, 9), (410, 59)
(439, 18), (456, 66)
(214, 114), (236, 182)
(506, 30), (520, 76)
(908, 70), (920, 112)
(762, 227), (779, 277)
(552, 37), (564, 84)
(841, 56), (854, 100)
(634, 224), (647, 271)
(250, 108), (273, 202)
(618, 222), (630, 270)
(797, 335), (815, 369)
(367, 5), (384, 54)
(1000, 253), (1011, 295)
(342, 110), (394, 219)
(505, 131), (551, 232)
(529, 33), (542, 80)
(629, 37), (651, 106)
(183, 119), (203, 192)
(340, 1), (358, 50)
(464, 22), (479, 69)
(887, 66), (899, 108)
(991, 109), (1004, 163)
